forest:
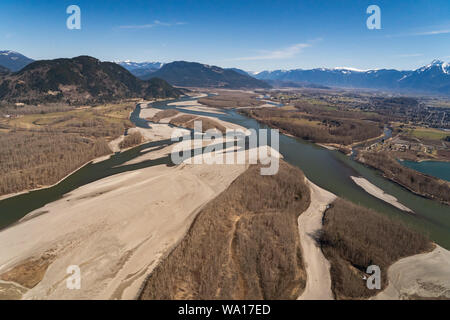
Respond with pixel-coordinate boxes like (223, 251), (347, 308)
(0, 103), (134, 196)
(241, 106), (383, 146)
(320, 198), (432, 299)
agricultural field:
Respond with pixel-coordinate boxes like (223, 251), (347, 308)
(405, 127), (449, 141)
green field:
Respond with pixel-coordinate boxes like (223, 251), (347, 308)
(408, 127), (448, 141)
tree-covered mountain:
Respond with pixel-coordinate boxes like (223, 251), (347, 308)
(145, 61), (271, 89)
(226, 68), (251, 76)
(117, 61), (164, 78)
(0, 65), (9, 74)
(0, 56), (182, 104)
(0, 50), (34, 72)
(255, 60), (450, 95)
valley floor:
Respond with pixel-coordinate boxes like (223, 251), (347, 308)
(0, 97), (449, 300)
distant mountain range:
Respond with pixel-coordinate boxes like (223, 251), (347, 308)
(117, 61), (164, 78)
(0, 50), (34, 72)
(0, 56), (181, 104)
(255, 60), (450, 95)
(264, 79), (331, 89)
(142, 61), (271, 89)
(1, 50), (450, 95)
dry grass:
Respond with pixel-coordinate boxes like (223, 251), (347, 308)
(0, 251), (56, 288)
(320, 198), (433, 299)
(139, 161), (311, 300)
(148, 109), (179, 122)
(168, 114), (196, 126)
(119, 132), (143, 149)
(198, 92), (264, 109)
(169, 115), (227, 133)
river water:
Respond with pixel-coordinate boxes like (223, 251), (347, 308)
(1, 96), (449, 249)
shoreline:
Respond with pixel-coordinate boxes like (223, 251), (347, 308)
(0, 135), (154, 202)
(356, 157), (450, 206)
(297, 178), (336, 300)
(350, 176), (413, 213)
(0, 101), (161, 202)
(0, 152), (114, 202)
(399, 158), (450, 163)
(0, 160), (248, 299)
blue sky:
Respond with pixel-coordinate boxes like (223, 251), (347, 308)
(1, 0), (449, 71)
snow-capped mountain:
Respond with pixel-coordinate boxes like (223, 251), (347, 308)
(0, 50), (34, 72)
(255, 67), (409, 89)
(415, 59), (450, 74)
(254, 60), (450, 95)
(116, 61), (164, 78)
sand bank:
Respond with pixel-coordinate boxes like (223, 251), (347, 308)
(0, 157), (247, 299)
(374, 245), (450, 299)
(177, 105), (225, 115)
(351, 176), (413, 213)
(140, 103), (248, 133)
(236, 103), (276, 110)
(317, 143), (337, 151)
(297, 179), (336, 300)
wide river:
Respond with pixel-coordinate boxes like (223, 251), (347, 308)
(1, 96), (449, 249)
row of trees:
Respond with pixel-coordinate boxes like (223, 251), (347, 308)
(359, 151), (450, 204)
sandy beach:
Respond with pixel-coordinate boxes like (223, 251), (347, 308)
(374, 245), (450, 299)
(0, 154), (248, 299)
(317, 143), (338, 151)
(351, 176), (413, 213)
(235, 103), (276, 110)
(168, 100), (225, 114)
(140, 101), (249, 133)
(297, 179), (336, 300)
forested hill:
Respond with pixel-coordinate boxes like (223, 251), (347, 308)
(145, 61), (271, 89)
(0, 56), (182, 105)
